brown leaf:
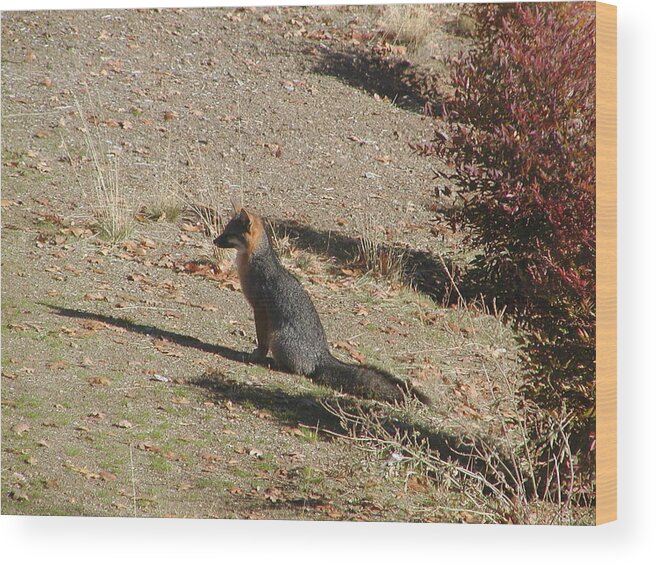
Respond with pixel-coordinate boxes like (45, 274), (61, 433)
(152, 338), (183, 358)
(115, 419), (134, 429)
(88, 376), (111, 386)
(135, 441), (161, 453)
(406, 476), (429, 493)
(264, 487), (285, 503)
(80, 356), (94, 367)
(83, 292), (107, 302)
(65, 463), (101, 480)
(180, 222), (202, 232)
(103, 59), (122, 73)
(333, 340), (366, 364)
(12, 422), (31, 435)
(99, 470), (117, 481)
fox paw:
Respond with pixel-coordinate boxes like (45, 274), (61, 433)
(249, 348), (268, 363)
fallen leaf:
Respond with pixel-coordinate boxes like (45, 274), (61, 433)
(135, 441), (161, 453)
(115, 420), (134, 429)
(264, 487), (285, 503)
(80, 356), (94, 367)
(406, 476), (429, 493)
(80, 320), (110, 331)
(83, 292), (107, 301)
(12, 422), (31, 435)
(152, 339), (182, 358)
(65, 463), (101, 480)
(88, 376), (111, 386)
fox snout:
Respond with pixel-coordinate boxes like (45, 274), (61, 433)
(213, 233), (231, 248)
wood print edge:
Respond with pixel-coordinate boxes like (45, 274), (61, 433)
(595, 1), (617, 525)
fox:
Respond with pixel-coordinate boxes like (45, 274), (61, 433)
(213, 208), (431, 405)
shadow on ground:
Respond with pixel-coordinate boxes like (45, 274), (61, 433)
(46, 304), (249, 364)
(311, 44), (444, 115)
(46, 301), (519, 498)
(190, 370), (523, 498)
(269, 218), (488, 307)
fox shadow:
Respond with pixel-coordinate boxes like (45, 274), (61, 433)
(190, 370), (524, 500)
(46, 304), (250, 364)
(46, 304), (518, 495)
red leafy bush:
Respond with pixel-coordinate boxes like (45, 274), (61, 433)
(425, 3), (596, 477)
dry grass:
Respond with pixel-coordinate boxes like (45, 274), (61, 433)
(143, 134), (184, 223)
(315, 256), (591, 525)
(268, 222), (300, 259)
(73, 93), (135, 242)
(380, 4), (434, 55)
(354, 213), (408, 283)
(163, 143), (235, 261)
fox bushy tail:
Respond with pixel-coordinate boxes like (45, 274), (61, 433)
(310, 354), (431, 406)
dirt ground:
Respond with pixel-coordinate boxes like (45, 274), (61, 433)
(1, 5), (592, 524)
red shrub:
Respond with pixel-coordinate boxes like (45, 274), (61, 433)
(427, 3), (596, 465)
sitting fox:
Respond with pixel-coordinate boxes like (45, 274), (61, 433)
(214, 209), (430, 405)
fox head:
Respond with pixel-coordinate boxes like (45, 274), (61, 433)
(213, 208), (264, 254)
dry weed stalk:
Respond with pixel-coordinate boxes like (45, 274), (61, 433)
(381, 5), (434, 55)
(314, 253), (582, 524)
(355, 213), (407, 282)
(164, 143), (233, 262)
(144, 133), (183, 222)
(74, 92), (134, 242)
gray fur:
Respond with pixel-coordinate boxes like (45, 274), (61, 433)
(215, 211), (430, 405)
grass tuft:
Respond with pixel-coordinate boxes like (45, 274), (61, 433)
(380, 5), (434, 55)
(354, 213), (407, 283)
(73, 93), (135, 242)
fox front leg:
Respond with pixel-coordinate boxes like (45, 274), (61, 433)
(251, 304), (270, 362)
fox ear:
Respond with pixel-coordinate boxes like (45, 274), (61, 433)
(239, 208), (252, 230)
